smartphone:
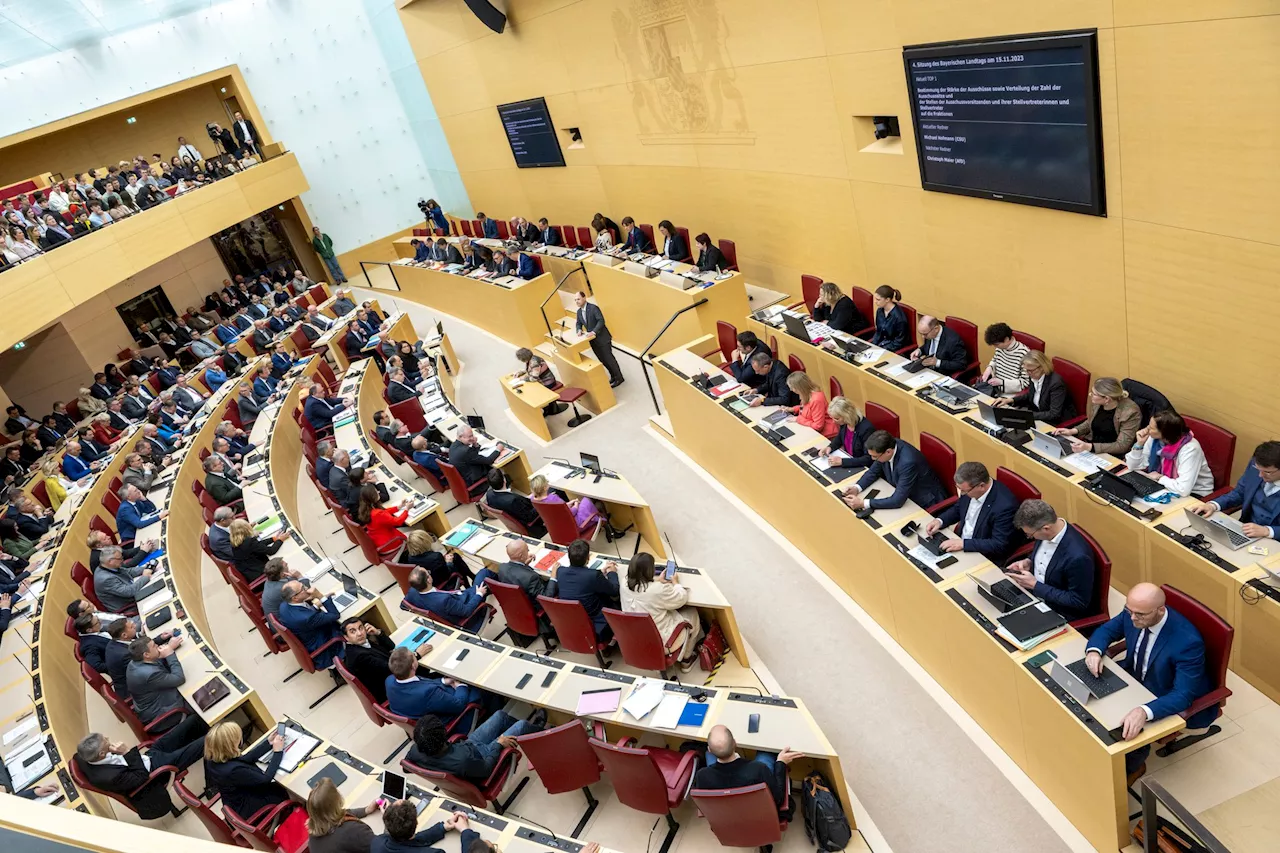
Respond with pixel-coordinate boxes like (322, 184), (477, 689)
(541, 671), (557, 688)
(900, 520), (919, 537)
(936, 556), (958, 569)
(274, 722), (286, 738)
(864, 488), (880, 501)
(664, 559), (677, 581)
(455, 649), (470, 661)
(516, 673), (532, 690)
(747, 713), (760, 734)
(172, 627), (182, 637)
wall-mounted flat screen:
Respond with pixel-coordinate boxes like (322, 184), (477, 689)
(496, 98), (565, 168)
(903, 30), (1105, 216)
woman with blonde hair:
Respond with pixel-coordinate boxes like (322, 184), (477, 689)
(39, 459), (68, 510)
(785, 371), (837, 437)
(1055, 376), (1142, 456)
(229, 516), (286, 583)
(818, 397), (876, 469)
(398, 528), (471, 586)
(76, 387), (107, 417)
(203, 721), (293, 821)
(994, 349), (1078, 425)
(812, 282), (866, 335)
(530, 473), (602, 530)
(306, 776), (381, 853)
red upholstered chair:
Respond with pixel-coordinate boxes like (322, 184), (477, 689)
(268, 614), (345, 707)
(1051, 357), (1090, 428)
(1070, 526), (1111, 634)
(389, 397), (428, 433)
(487, 578), (552, 649)
(496, 219), (509, 239)
(290, 327), (319, 357)
(538, 595), (611, 669)
(533, 496), (603, 547)
(787, 354), (806, 374)
(895, 302), (919, 355)
(603, 608), (689, 677)
(174, 771), (250, 847)
(558, 225), (576, 248)
(717, 238), (738, 271)
(78, 575), (107, 612)
(239, 589), (285, 654)
(1153, 584), (1233, 754)
(439, 460), (487, 516)
(70, 754), (182, 819)
(768, 335), (778, 359)
(1182, 416), (1236, 500)
(308, 284), (327, 303)
(145, 373), (162, 394)
(315, 359), (340, 394)
(412, 228), (429, 237)
(829, 375), (843, 400)
(65, 399), (81, 422)
(851, 286), (874, 332)
(201, 533), (234, 585)
(1012, 329), (1045, 353)
(996, 466), (1042, 505)
(460, 220), (473, 237)
(692, 783), (789, 849)
(334, 657), (387, 729)
(31, 479), (50, 509)
(101, 489), (122, 517)
(865, 401), (900, 438)
(639, 223), (655, 248)
(790, 274), (823, 313)
(577, 226), (593, 248)
(382, 560), (417, 596)
(919, 432), (958, 513)
(472, 219), (483, 236)
(715, 320), (737, 368)
(223, 800), (305, 853)
(402, 737), (526, 813)
(515, 722), (603, 832)
(943, 315), (981, 380)
(589, 737), (697, 850)
(675, 226), (693, 263)
(104, 688), (187, 743)
(480, 500), (532, 536)
(406, 459), (450, 499)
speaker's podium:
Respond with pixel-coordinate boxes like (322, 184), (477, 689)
(538, 326), (616, 420)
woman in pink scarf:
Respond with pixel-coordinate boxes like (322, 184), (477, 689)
(1123, 410), (1216, 497)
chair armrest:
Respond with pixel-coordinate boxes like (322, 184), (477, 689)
(308, 636), (344, 663)
(446, 703), (483, 735)
(664, 621), (692, 653)
(244, 799), (295, 829)
(927, 496), (959, 515)
(1181, 687), (1231, 720)
(1105, 639), (1128, 658)
(1058, 415), (1086, 429)
(482, 747), (521, 789)
(130, 763), (180, 796)
(143, 706), (189, 735)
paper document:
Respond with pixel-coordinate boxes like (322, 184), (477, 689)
(279, 733), (320, 772)
(304, 559), (334, 581)
(459, 531), (494, 555)
(1062, 452), (1109, 475)
(908, 544), (949, 568)
(652, 693), (689, 729)
(543, 463), (575, 481)
(576, 688), (622, 716)
(140, 589), (174, 611)
(622, 679), (666, 721)
(443, 649), (467, 670)
(2, 716), (38, 748)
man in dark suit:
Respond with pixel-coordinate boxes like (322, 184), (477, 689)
(619, 216), (651, 253)
(448, 426), (502, 487)
(0, 446), (27, 483)
(345, 324), (369, 359)
(744, 353), (797, 408)
(492, 248), (517, 277)
(555, 539), (619, 641)
(120, 389), (150, 422)
(236, 384), (263, 430)
(327, 450), (352, 503)
(496, 539), (557, 604)
(49, 402), (76, 435)
(844, 431), (949, 513)
(89, 374), (115, 401)
(73, 721), (207, 819)
(386, 369), (420, 404)
(909, 315), (971, 376)
(340, 617), (406, 704)
(512, 217), (539, 243)
(104, 617), (139, 698)
(1191, 440), (1280, 540)
(250, 320), (272, 354)
(304, 383), (349, 432)
(4, 404), (34, 436)
(1005, 499), (1097, 620)
(277, 582), (343, 675)
(314, 441), (335, 489)
(536, 218), (560, 246)
(221, 347), (246, 377)
(231, 111), (261, 157)
(209, 123), (238, 157)
(76, 613), (111, 673)
(125, 636), (200, 732)
(925, 462), (1022, 563)
(1085, 582), (1217, 781)
(404, 567), (496, 634)
(572, 291), (624, 387)
(35, 415), (64, 448)
(483, 469), (547, 537)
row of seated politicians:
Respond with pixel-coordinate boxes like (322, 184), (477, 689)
(415, 209), (738, 275)
(0, 125), (267, 269)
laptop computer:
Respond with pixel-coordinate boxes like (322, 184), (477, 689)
(1089, 468), (1139, 504)
(1185, 510), (1253, 551)
(972, 570), (1034, 612)
(1050, 659), (1126, 702)
(932, 382), (980, 405)
(330, 572), (360, 610)
(1030, 428), (1073, 459)
(834, 337), (871, 356)
(976, 401), (1001, 428)
(782, 312), (812, 344)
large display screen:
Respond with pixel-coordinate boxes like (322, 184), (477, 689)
(496, 97), (565, 169)
(903, 30), (1105, 216)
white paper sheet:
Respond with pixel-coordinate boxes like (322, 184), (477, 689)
(652, 693), (689, 729)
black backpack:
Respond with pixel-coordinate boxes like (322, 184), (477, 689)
(801, 770), (852, 850)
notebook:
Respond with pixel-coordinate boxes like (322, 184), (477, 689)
(575, 687), (622, 716)
(678, 702), (710, 728)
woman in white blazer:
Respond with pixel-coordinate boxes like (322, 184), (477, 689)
(1124, 410), (1215, 497)
(619, 552), (704, 671)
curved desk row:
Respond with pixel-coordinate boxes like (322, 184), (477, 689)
(653, 340), (1182, 853)
(741, 310), (1280, 707)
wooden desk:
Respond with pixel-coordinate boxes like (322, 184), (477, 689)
(389, 263), (558, 350)
(530, 461), (664, 558)
(499, 374), (558, 443)
(653, 337), (1182, 852)
(538, 327), (616, 416)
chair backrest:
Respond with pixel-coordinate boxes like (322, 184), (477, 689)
(588, 738), (671, 815)
(486, 578), (542, 637)
(315, 360), (339, 393)
(239, 589), (282, 655)
(1161, 584), (1234, 699)
(388, 397), (428, 434)
(438, 461), (479, 506)
(31, 478), (50, 509)
(1182, 415), (1236, 493)
(267, 613), (321, 673)
(675, 226), (693, 262)
(80, 658), (107, 693)
(865, 401), (900, 438)
(64, 615), (78, 640)
(532, 497), (586, 546)
(516, 721), (601, 794)
(308, 284), (327, 303)
(528, 254), (545, 276)
(65, 399), (81, 422)
(717, 238), (738, 271)
(71, 560), (91, 585)
(944, 315), (978, 367)
(1071, 525), (1111, 628)
(537, 596), (601, 654)
(101, 489), (122, 517)
(146, 373), (162, 394)
(78, 575), (106, 611)
(1051, 357), (1090, 422)
(603, 609), (671, 673)
(639, 223), (655, 248)
(919, 433), (957, 500)
(768, 335), (778, 359)
(90, 514), (118, 546)
(496, 219), (509, 239)
(996, 466), (1042, 505)
(716, 321), (738, 365)
(335, 657), (385, 727)
(576, 226), (592, 248)
(201, 534), (233, 583)
(692, 783), (784, 846)
(290, 327), (312, 354)
(786, 354), (805, 374)
(829, 375), (843, 400)
(460, 220), (474, 237)
(484, 502), (530, 536)
(342, 515), (386, 568)
(851, 286), (873, 327)
(1012, 329), (1045, 352)
(173, 771), (244, 846)
(406, 458), (448, 495)
(69, 757), (137, 813)
(374, 702), (418, 736)
(799, 275), (823, 314)
(471, 219), (483, 237)
(558, 225), (576, 248)
(382, 560), (415, 595)
(897, 302), (919, 350)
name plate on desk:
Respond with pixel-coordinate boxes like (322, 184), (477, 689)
(457, 634), (504, 654)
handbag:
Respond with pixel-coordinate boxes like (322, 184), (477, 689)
(698, 621), (727, 672)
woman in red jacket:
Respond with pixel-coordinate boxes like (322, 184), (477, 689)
(786, 371), (838, 437)
(91, 413), (121, 446)
(355, 484), (412, 553)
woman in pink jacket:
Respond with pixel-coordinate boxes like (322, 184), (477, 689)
(786, 372), (838, 437)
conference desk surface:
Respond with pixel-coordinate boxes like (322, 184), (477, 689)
(653, 337), (1182, 853)
(437, 518), (747, 665)
(529, 460), (666, 559)
(499, 373), (559, 443)
(389, 262), (558, 350)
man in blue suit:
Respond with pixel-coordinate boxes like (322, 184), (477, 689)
(516, 251), (538, 280)
(619, 216), (651, 253)
(537, 218), (560, 246)
(555, 539), (620, 641)
(213, 320), (239, 344)
(844, 431), (948, 513)
(1191, 440), (1280, 540)
(1005, 500), (1096, 620)
(62, 441), (98, 481)
(909, 316), (972, 377)
(154, 363), (180, 390)
(925, 462), (1021, 563)
(1085, 582), (1216, 779)
(276, 582), (343, 675)
(115, 484), (167, 543)
(384, 647), (497, 724)
(403, 566), (496, 634)
(303, 383), (350, 432)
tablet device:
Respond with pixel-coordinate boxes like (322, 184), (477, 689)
(382, 771), (406, 800)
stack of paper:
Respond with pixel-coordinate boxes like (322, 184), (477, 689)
(1063, 452), (1109, 475)
(254, 515), (284, 537)
(443, 524), (478, 549)
(459, 530), (494, 555)
(622, 679), (667, 721)
(652, 692), (689, 729)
